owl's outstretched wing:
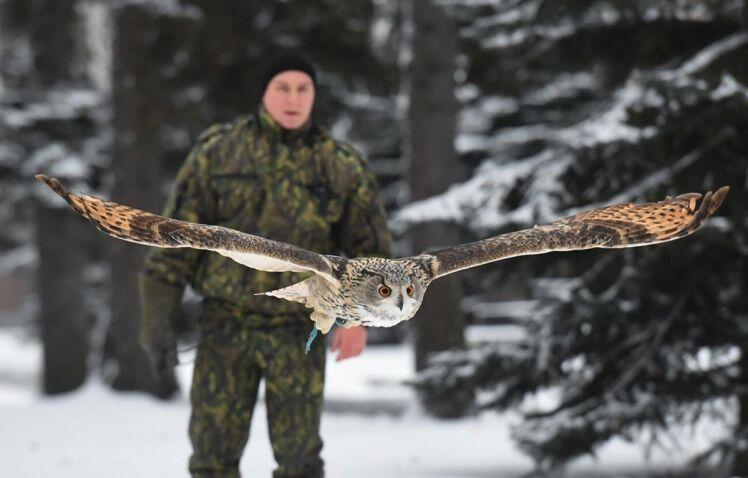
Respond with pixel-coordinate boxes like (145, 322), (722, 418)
(424, 187), (729, 280)
(36, 175), (341, 285)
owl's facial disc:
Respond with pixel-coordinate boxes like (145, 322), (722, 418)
(354, 266), (425, 326)
(375, 279), (421, 317)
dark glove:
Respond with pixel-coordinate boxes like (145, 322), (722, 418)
(138, 273), (183, 377)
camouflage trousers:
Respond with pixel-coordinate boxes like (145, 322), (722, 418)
(188, 311), (326, 478)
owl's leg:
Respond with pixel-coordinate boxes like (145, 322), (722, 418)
(305, 311), (333, 354)
(304, 327), (318, 354)
(305, 317), (348, 354)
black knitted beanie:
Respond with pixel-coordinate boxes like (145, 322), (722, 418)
(260, 50), (317, 93)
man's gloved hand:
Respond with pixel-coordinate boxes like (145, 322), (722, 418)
(138, 274), (183, 377)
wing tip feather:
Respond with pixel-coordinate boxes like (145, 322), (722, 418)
(676, 185), (729, 237)
(36, 174), (70, 201)
(35, 174), (93, 219)
(696, 186), (729, 219)
(708, 186), (729, 215)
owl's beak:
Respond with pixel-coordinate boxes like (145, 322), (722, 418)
(396, 294), (404, 311)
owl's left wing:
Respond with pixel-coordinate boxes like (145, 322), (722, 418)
(36, 175), (341, 285)
(423, 187), (729, 280)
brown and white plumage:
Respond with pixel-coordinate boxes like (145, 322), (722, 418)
(36, 174), (729, 333)
(35, 175), (340, 285)
(425, 187), (730, 278)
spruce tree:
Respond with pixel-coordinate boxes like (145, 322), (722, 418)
(400, 0), (748, 471)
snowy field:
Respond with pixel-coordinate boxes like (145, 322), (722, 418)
(0, 327), (723, 477)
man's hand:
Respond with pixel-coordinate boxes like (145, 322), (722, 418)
(138, 274), (182, 378)
(140, 326), (178, 377)
(331, 326), (367, 362)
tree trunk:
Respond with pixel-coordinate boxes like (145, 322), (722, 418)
(28, 0), (84, 87)
(408, 0), (469, 418)
(27, 0), (92, 395)
(105, 4), (177, 398)
(36, 204), (89, 394)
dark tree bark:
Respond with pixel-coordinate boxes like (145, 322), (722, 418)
(408, 0), (469, 418)
(26, 0), (92, 395)
(28, 0), (85, 87)
(36, 205), (89, 394)
(104, 4), (178, 398)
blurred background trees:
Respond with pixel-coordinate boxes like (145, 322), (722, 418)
(404, 0), (748, 474)
(1, 0), (405, 398)
(1, 0), (747, 474)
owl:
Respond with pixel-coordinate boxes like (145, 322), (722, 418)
(36, 175), (728, 340)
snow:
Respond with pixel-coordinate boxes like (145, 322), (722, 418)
(113, 0), (203, 20)
(685, 346), (741, 373)
(26, 144), (95, 207)
(558, 78), (658, 148)
(0, 246), (37, 275)
(81, 1), (113, 92)
(390, 150), (569, 232)
(1, 88), (103, 129)
(468, 0), (542, 28)
(453, 0), (741, 47)
(369, 0), (398, 55)
(25, 144), (90, 179)
(458, 95), (519, 134)
(465, 324), (526, 343)
(671, 32), (748, 79)
(461, 297), (538, 322)
(524, 73), (598, 106)
(712, 73), (748, 101)
(0, 327), (728, 477)
(481, 23), (576, 50)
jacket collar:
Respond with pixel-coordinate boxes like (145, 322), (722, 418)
(257, 106), (317, 144)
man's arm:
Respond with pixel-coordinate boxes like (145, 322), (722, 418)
(139, 130), (218, 374)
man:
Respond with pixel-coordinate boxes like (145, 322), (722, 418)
(138, 50), (391, 478)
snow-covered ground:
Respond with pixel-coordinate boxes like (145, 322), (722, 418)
(0, 328), (719, 477)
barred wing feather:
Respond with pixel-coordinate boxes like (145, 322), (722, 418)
(35, 175), (340, 285)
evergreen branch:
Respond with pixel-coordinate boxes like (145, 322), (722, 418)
(606, 278), (697, 398)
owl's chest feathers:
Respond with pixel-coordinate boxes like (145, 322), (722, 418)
(305, 266), (383, 323)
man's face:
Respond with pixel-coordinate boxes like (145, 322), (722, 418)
(262, 70), (315, 130)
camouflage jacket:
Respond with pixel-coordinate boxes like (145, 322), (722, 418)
(143, 108), (391, 322)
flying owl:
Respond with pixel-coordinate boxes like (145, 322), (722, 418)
(36, 175), (728, 338)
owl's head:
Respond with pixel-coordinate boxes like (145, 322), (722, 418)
(353, 262), (425, 326)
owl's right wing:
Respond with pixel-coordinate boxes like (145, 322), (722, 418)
(36, 175), (341, 285)
(423, 187), (729, 280)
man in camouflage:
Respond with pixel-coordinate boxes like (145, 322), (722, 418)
(138, 51), (391, 478)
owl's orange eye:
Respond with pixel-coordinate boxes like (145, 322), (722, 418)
(378, 285), (391, 297)
(406, 285), (414, 297)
